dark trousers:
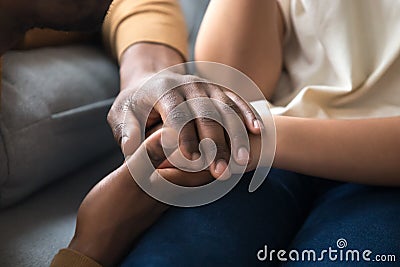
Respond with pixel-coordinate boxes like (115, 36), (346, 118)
(121, 169), (400, 267)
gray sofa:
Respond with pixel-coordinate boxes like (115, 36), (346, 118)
(0, 1), (209, 266)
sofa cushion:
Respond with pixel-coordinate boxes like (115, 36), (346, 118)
(0, 45), (120, 207)
(0, 152), (123, 267)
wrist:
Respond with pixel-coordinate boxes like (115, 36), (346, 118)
(68, 164), (168, 266)
(272, 115), (293, 170)
(68, 197), (167, 267)
(120, 42), (185, 91)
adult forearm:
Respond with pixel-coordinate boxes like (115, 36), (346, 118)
(273, 116), (400, 185)
(119, 43), (185, 90)
(68, 164), (168, 267)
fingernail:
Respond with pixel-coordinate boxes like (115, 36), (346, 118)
(215, 160), (227, 174)
(237, 147), (249, 164)
(253, 119), (260, 129)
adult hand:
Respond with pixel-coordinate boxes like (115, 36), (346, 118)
(147, 123), (263, 176)
(108, 43), (261, 180)
(67, 127), (215, 266)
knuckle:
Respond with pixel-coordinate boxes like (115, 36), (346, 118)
(221, 101), (240, 114)
(230, 133), (249, 145)
(149, 151), (165, 165)
(214, 144), (230, 158)
(179, 138), (199, 152)
(224, 90), (240, 100)
(183, 74), (206, 83)
(199, 109), (217, 117)
(181, 76), (213, 95)
(109, 99), (131, 119)
(181, 83), (209, 99)
(243, 108), (256, 118)
(182, 85), (202, 98)
(198, 117), (219, 127)
(197, 108), (221, 119)
(168, 109), (191, 125)
(143, 76), (174, 96)
(112, 122), (126, 142)
(107, 106), (123, 129)
(128, 94), (143, 112)
(180, 135), (198, 145)
(159, 90), (181, 108)
(107, 109), (115, 125)
(226, 96), (252, 114)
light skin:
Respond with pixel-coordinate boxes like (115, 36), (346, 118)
(2, 2), (257, 264)
(108, 43), (261, 179)
(68, 127), (216, 266)
(195, 0), (400, 185)
(195, 0), (284, 100)
(68, 122), (261, 266)
(4, 1), (400, 266)
(69, 2), (400, 261)
(65, 1), (400, 265)
(71, 39), (265, 263)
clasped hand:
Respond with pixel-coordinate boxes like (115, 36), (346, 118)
(108, 70), (262, 180)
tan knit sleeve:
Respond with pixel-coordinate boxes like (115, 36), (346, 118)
(50, 249), (103, 267)
(103, 0), (188, 62)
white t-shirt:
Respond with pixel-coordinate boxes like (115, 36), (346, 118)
(269, 0), (400, 119)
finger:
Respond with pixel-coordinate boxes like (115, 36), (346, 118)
(145, 128), (178, 168)
(121, 112), (142, 157)
(223, 89), (261, 134)
(164, 145), (206, 172)
(157, 169), (214, 187)
(108, 100), (142, 156)
(126, 128), (178, 180)
(145, 123), (163, 138)
(145, 124), (178, 169)
(154, 89), (200, 160)
(186, 93), (231, 180)
(209, 89), (251, 166)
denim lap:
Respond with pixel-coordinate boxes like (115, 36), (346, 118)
(121, 169), (315, 267)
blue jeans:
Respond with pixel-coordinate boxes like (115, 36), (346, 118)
(121, 169), (400, 266)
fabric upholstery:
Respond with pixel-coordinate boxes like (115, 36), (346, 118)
(0, 152), (123, 267)
(0, 1), (210, 266)
(0, 45), (119, 207)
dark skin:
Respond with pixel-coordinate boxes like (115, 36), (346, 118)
(0, 3), (261, 264)
(70, 42), (264, 266)
(0, 2), (261, 181)
(68, 126), (216, 266)
(68, 121), (262, 266)
(108, 43), (261, 179)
